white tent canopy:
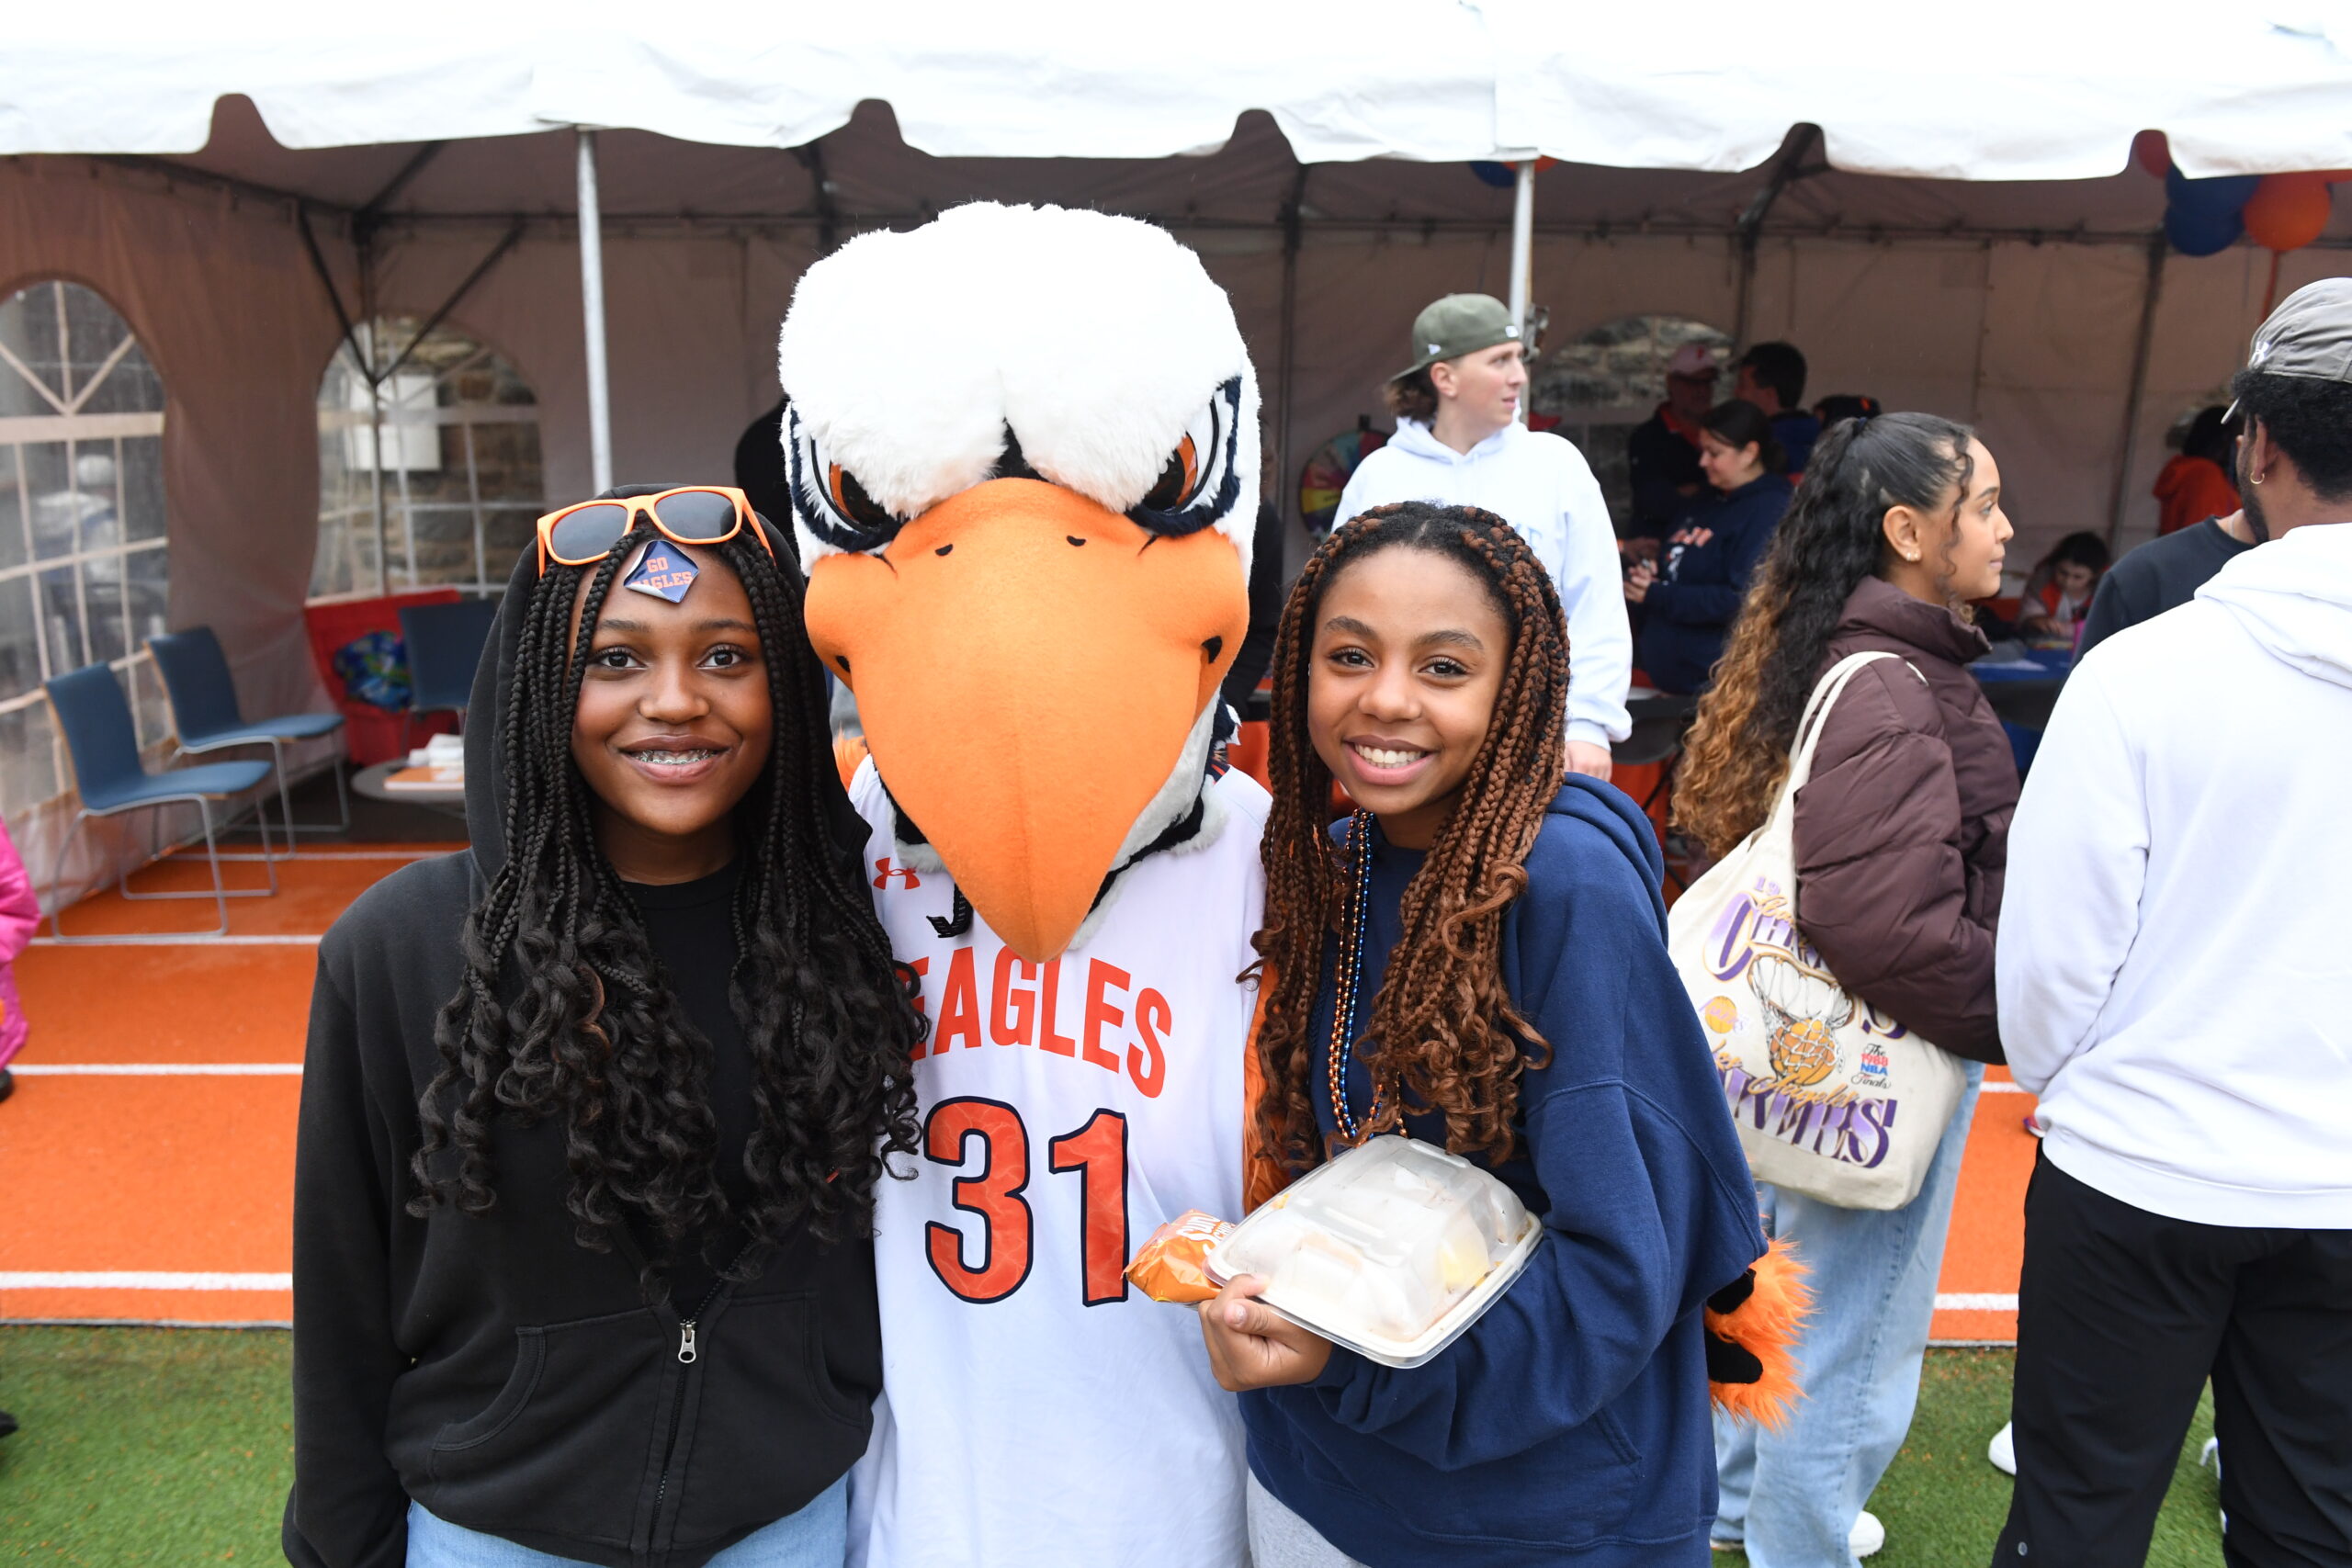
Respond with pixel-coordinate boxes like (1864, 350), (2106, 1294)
(17, 3), (2352, 175)
(5, 8), (2351, 902)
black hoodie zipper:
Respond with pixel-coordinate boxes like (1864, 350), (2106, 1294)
(649, 1275), (726, 1537)
(647, 1239), (763, 1550)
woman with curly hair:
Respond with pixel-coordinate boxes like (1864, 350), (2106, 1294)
(1194, 501), (1769, 1566)
(1677, 414), (2016, 1564)
(288, 487), (924, 1568)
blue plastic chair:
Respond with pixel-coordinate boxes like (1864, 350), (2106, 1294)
(148, 628), (349, 858)
(44, 663), (277, 940)
(398, 599), (499, 745)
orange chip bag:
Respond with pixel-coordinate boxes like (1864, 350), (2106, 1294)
(1125, 1209), (1236, 1303)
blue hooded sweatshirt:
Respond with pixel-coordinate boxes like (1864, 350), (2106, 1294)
(1242, 778), (1767, 1567)
(1636, 473), (1793, 695)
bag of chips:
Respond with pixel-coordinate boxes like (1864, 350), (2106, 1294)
(1125, 1210), (1236, 1304)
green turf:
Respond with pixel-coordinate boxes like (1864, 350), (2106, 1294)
(0, 1332), (2227, 1564)
(1714, 1345), (2224, 1567)
(1, 1326), (292, 1563)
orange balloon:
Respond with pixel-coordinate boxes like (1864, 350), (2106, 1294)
(2245, 172), (2335, 253)
(2132, 130), (2171, 178)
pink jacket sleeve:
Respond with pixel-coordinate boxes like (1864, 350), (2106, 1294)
(0, 821), (40, 964)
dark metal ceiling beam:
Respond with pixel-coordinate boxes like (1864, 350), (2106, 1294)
(792, 139), (841, 254)
(350, 207), (2287, 250)
(86, 153), (355, 220)
(374, 220), (526, 386)
(354, 141), (448, 238)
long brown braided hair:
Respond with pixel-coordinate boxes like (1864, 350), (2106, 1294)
(1250, 502), (1567, 1174)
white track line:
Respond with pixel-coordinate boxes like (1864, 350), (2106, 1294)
(1935, 1292), (2018, 1311)
(28, 936), (322, 947)
(10, 1063), (300, 1076)
(155, 849), (451, 863)
(0, 1271), (291, 1292)
(1980, 1080), (2028, 1094)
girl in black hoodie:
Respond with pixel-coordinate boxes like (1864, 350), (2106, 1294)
(286, 489), (924, 1568)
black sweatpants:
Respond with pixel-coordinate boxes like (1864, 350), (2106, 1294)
(1994, 1151), (2352, 1567)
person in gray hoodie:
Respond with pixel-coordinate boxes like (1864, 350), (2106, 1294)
(1994, 280), (2352, 1568)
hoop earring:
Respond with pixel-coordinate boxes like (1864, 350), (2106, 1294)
(2251, 471), (2266, 486)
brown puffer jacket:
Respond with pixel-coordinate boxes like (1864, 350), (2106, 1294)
(1790, 576), (2018, 1064)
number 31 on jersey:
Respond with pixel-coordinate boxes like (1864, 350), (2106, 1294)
(923, 1098), (1130, 1307)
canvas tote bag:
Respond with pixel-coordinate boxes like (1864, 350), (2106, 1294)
(1668, 651), (1967, 1211)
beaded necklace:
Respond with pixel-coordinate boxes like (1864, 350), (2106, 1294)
(1326, 809), (1386, 1144)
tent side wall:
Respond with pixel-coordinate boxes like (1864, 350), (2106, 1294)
(0, 161), (345, 910)
(379, 219), (2315, 594)
(1, 154), (2332, 917)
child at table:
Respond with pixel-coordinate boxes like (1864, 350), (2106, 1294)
(2018, 532), (2110, 644)
(1194, 500), (1774, 1566)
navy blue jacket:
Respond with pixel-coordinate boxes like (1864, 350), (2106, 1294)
(1243, 780), (1768, 1567)
(1636, 475), (1793, 695)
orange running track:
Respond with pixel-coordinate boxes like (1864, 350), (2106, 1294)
(0, 844), (2038, 1339)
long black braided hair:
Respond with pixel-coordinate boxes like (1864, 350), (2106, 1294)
(408, 503), (923, 1289)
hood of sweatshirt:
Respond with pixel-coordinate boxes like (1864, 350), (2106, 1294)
(462, 491), (807, 884)
(1384, 416), (1519, 468)
(1547, 772), (1669, 928)
(2152, 453), (2212, 502)
(2197, 521), (2352, 690)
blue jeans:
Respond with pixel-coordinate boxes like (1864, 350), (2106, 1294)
(406, 1475), (848, 1568)
(1713, 1062), (1984, 1568)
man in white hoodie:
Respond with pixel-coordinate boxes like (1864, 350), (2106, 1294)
(1994, 279), (2352, 1568)
(1337, 294), (1632, 779)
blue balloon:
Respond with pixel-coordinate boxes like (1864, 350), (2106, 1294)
(2165, 201), (2244, 256)
(2164, 167), (2261, 217)
(1469, 161), (1517, 189)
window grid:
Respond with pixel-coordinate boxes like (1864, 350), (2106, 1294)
(312, 321), (544, 602)
(0, 280), (172, 827)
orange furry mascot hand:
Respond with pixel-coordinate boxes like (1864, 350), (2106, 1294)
(1704, 1237), (1811, 1429)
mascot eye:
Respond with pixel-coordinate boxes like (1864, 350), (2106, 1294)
(1139, 434), (1201, 513)
(1128, 378), (1241, 535)
(788, 409), (901, 556)
(827, 464), (897, 532)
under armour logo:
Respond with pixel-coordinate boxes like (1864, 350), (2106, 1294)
(873, 859), (922, 890)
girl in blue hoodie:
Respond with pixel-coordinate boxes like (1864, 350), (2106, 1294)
(1200, 502), (1775, 1566)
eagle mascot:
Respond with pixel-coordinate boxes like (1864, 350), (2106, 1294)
(778, 202), (1266, 1568)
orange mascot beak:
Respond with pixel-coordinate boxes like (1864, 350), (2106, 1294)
(805, 479), (1245, 963)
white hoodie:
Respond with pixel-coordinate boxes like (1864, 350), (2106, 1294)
(1337, 420), (1633, 748)
(1999, 522), (2352, 1227)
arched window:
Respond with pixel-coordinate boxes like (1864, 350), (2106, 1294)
(0, 279), (170, 835)
(1531, 314), (1734, 531)
(313, 317), (544, 599)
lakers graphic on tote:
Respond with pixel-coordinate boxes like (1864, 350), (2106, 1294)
(1668, 652), (1966, 1210)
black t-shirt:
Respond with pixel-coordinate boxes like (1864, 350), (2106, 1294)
(2078, 516), (2254, 660)
(628, 861), (752, 1307)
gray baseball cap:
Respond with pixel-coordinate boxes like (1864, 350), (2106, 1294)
(2227, 278), (2352, 420)
(1394, 293), (1523, 381)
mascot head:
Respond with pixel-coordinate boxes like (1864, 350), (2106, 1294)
(780, 203), (1258, 962)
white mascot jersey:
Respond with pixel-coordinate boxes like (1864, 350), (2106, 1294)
(845, 758), (1265, 1568)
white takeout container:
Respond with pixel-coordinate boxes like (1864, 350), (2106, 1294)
(1206, 1134), (1542, 1370)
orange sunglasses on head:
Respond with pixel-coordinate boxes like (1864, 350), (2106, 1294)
(534, 485), (775, 573)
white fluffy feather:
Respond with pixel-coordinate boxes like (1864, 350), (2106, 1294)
(778, 202), (1260, 579)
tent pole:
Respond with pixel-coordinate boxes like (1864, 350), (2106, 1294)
(576, 129), (615, 494)
(1509, 161), (1535, 425)
(1731, 125), (1822, 352)
(2105, 235), (2166, 549)
(1275, 164), (1309, 538)
(360, 241), (390, 597)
